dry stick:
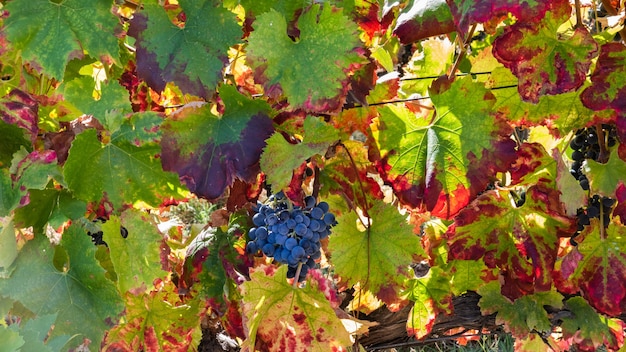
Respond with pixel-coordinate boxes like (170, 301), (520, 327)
(448, 24), (478, 81)
(574, 0), (584, 29)
(600, 0), (626, 42)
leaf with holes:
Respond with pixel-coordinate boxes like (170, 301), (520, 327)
(261, 117), (340, 192)
(477, 281), (563, 338)
(447, 0), (554, 38)
(247, 4), (363, 112)
(372, 76), (516, 218)
(556, 220), (626, 316)
(129, 0), (241, 98)
(492, 0), (597, 103)
(103, 210), (168, 294)
(447, 185), (576, 297)
(3, 0), (120, 80)
(404, 267), (452, 339)
(104, 287), (202, 351)
(240, 265), (351, 352)
(0, 225), (124, 350)
(328, 201), (422, 297)
(581, 43), (626, 113)
(64, 125), (184, 210)
(161, 85), (273, 200)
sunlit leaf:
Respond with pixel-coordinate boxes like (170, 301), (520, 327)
(392, 0), (455, 44)
(560, 296), (621, 350)
(241, 265), (351, 351)
(404, 267), (452, 339)
(581, 43), (626, 114)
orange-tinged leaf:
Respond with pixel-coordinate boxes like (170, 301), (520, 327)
(404, 267), (453, 339)
(241, 265), (351, 352)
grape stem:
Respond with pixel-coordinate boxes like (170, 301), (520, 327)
(293, 262), (303, 289)
(595, 124), (609, 163)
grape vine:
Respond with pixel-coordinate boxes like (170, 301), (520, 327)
(1, 0), (626, 351)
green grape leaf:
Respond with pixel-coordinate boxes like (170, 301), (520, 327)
(104, 287), (202, 351)
(247, 4), (363, 112)
(0, 226), (124, 349)
(239, 0), (305, 18)
(13, 188), (86, 234)
(585, 149), (626, 196)
(161, 85), (274, 200)
(10, 150), (60, 191)
(477, 281), (563, 338)
(0, 326), (24, 352)
(103, 210), (168, 294)
(63, 77), (132, 131)
(3, 0), (120, 80)
(404, 267), (452, 339)
(492, 0), (598, 103)
(556, 221), (626, 316)
(241, 265), (351, 352)
(129, 0), (240, 98)
(448, 259), (496, 296)
(392, 0), (455, 45)
(328, 200), (422, 296)
(447, 185), (576, 297)
(10, 313), (71, 352)
(0, 219), (17, 272)
(0, 121), (31, 168)
(261, 117), (340, 191)
(64, 128), (185, 209)
(0, 169), (22, 217)
(373, 76), (516, 218)
(560, 296), (621, 350)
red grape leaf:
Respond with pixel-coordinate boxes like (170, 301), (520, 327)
(247, 4), (364, 112)
(328, 201), (423, 297)
(3, 0), (120, 80)
(556, 220), (626, 316)
(129, 0), (241, 98)
(581, 43), (626, 113)
(372, 77), (516, 218)
(560, 296), (622, 350)
(492, 1), (597, 103)
(447, 0), (554, 38)
(0, 89), (39, 145)
(477, 281), (563, 338)
(240, 265), (351, 352)
(404, 267), (453, 339)
(104, 287), (202, 351)
(161, 86), (274, 200)
(393, 0), (455, 44)
(447, 185), (576, 298)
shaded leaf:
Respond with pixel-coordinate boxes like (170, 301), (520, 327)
(63, 77), (132, 131)
(560, 296), (621, 351)
(261, 117), (339, 191)
(0, 226), (124, 349)
(328, 201), (422, 296)
(14, 188), (86, 233)
(0, 326), (24, 352)
(0, 169), (22, 217)
(161, 86), (273, 200)
(585, 149), (626, 196)
(247, 4), (363, 112)
(492, 0), (597, 103)
(447, 185), (576, 297)
(0, 89), (38, 145)
(477, 281), (563, 338)
(64, 127), (184, 209)
(581, 43), (626, 113)
(10, 149), (60, 191)
(372, 76), (516, 218)
(129, 0), (240, 98)
(0, 218), (17, 272)
(241, 265), (351, 352)
(392, 0), (455, 45)
(3, 0), (120, 79)
(447, 0), (554, 38)
(104, 210), (168, 294)
(10, 313), (71, 352)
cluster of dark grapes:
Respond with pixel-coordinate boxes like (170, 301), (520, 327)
(246, 192), (337, 282)
(571, 195), (615, 245)
(569, 125), (617, 190)
(87, 218), (129, 247)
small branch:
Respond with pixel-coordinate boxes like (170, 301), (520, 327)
(292, 262), (303, 289)
(448, 24), (477, 80)
(595, 124), (609, 163)
(574, 0), (584, 29)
